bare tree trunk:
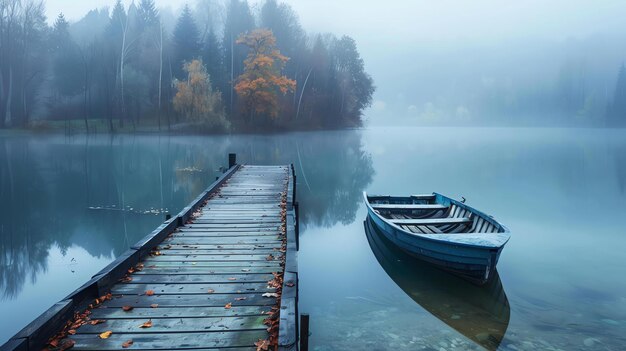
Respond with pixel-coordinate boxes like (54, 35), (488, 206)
(230, 32), (234, 116)
(296, 68), (313, 121)
(118, 13), (132, 128)
(82, 51), (89, 133)
(157, 22), (163, 132)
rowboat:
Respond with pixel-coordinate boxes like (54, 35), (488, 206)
(363, 192), (510, 284)
(364, 217), (510, 350)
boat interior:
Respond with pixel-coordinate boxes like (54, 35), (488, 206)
(368, 194), (504, 235)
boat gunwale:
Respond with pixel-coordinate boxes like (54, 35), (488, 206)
(363, 192), (511, 249)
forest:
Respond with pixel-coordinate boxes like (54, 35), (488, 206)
(0, 0), (375, 133)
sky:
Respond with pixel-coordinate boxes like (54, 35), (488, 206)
(45, 0), (626, 43)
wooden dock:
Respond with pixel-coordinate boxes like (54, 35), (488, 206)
(1, 159), (299, 351)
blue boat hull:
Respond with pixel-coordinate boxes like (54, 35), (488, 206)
(366, 205), (503, 285)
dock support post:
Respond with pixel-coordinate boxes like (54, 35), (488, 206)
(229, 153), (237, 168)
(300, 314), (310, 351)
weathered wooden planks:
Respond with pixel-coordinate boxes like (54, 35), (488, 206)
(2, 162), (299, 351)
(62, 165), (290, 350)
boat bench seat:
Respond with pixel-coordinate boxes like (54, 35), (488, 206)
(390, 217), (471, 226)
(372, 204), (446, 210)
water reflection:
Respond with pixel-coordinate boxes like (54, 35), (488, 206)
(0, 130), (373, 305)
(364, 216), (510, 350)
(0, 135), (225, 301)
(224, 131), (375, 229)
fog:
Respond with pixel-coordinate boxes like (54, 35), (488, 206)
(33, 0), (626, 127)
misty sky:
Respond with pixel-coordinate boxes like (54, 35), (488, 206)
(46, 0), (626, 42)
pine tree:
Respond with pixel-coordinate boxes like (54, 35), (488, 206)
(173, 4), (200, 78)
(137, 0), (159, 30)
(50, 13), (82, 97)
(51, 13), (70, 50)
(107, 0), (127, 38)
(202, 30), (225, 90)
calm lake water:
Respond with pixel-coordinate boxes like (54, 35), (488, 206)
(1, 127), (625, 350)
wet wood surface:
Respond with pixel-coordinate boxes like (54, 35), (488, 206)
(68, 165), (290, 350)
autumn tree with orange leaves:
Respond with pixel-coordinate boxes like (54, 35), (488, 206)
(235, 29), (296, 122)
(173, 59), (229, 131)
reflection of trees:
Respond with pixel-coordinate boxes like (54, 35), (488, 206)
(221, 130), (374, 229)
(291, 131), (374, 228)
(1, 138), (51, 299)
(0, 135), (218, 300)
(0, 130), (373, 300)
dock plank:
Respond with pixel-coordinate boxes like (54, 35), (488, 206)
(63, 165), (291, 351)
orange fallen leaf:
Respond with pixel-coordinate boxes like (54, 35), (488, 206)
(67, 329), (76, 335)
(224, 303), (232, 309)
(255, 339), (270, 351)
(228, 277), (237, 281)
(89, 319), (105, 325)
(122, 306), (134, 311)
(207, 289), (215, 293)
(99, 331), (113, 339)
(139, 320), (152, 328)
(150, 304), (159, 308)
(145, 290), (154, 296)
(122, 340), (134, 348)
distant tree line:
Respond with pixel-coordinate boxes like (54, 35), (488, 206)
(0, 0), (375, 133)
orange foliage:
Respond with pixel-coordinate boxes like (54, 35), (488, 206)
(235, 29), (296, 120)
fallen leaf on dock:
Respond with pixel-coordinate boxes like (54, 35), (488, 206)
(224, 303), (232, 309)
(262, 293), (279, 298)
(228, 277), (237, 281)
(122, 340), (134, 348)
(120, 276), (132, 283)
(241, 269), (250, 272)
(150, 304), (159, 308)
(235, 297), (247, 301)
(89, 319), (105, 325)
(265, 254), (274, 261)
(207, 289), (215, 293)
(139, 320), (152, 328)
(99, 331), (112, 339)
(67, 329), (76, 335)
(286, 282), (295, 287)
(122, 306), (134, 311)
(255, 339), (270, 351)
(145, 290), (154, 296)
